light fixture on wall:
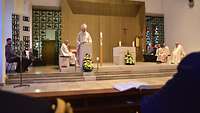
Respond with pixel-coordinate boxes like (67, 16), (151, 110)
(189, 0), (194, 8)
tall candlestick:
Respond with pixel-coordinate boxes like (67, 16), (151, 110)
(119, 41), (121, 47)
(96, 57), (99, 61)
(132, 41), (135, 47)
(100, 32), (103, 38)
(100, 32), (103, 66)
(96, 57), (99, 72)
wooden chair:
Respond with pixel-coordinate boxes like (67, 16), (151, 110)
(59, 55), (70, 72)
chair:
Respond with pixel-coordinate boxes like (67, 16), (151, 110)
(59, 55), (70, 72)
(6, 62), (17, 73)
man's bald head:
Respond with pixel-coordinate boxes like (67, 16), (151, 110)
(64, 40), (69, 45)
(81, 24), (87, 32)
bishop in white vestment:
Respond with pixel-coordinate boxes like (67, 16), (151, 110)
(77, 24), (92, 70)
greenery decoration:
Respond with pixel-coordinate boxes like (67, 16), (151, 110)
(83, 53), (93, 72)
(124, 51), (135, 65)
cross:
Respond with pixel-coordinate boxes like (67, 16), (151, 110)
(122, 28), (128, 35)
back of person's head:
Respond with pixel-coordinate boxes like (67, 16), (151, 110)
(141, 52), (200, 113)
(177, 52), (200, 73)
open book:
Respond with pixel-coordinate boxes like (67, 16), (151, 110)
(113, 82), (147, 91)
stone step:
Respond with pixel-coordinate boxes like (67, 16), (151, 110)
(6, 71), (175, 84)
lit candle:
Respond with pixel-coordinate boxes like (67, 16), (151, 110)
(132, 41), (135, 47)
(119, 41), (121, 47)
(100, 32), (103, 38)
(96, 57), (99, 61)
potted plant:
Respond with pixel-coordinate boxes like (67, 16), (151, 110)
(124, 51), (135, 65)
(83, 53), (93, 72)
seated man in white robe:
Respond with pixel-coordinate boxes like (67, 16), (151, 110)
(60, 40), (76, 65)
(171, 42), (185, 64)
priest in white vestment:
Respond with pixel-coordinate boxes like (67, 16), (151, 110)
(77, 24), (92, 70)
(171, 42), (185, 64)
(60, 40), (76, 65)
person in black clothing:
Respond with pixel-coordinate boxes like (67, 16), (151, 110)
(0, 90), (73, 113)
(0, 90), (54, 113)
(5, 38), (31, 73)
(141, 52), (200, 113)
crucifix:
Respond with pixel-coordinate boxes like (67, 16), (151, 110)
(122, 28), (128, 35)
(121, 27), (128, 45)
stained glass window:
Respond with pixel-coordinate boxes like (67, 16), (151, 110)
(146, 16), (164, 47)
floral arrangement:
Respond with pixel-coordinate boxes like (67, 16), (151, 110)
(124, 51), (135, 65)
(83, 53), (93, 72)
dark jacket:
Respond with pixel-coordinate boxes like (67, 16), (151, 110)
(0, 90), (54, 113)
(5, 45), (17, 63)
(141, 52), (200, 113)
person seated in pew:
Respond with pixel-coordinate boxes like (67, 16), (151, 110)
(60, 40), (76, 66)
(141, 52), (200, 113)
(5, 38), (32, 73)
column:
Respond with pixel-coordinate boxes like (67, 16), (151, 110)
(0, 0), (6, 84)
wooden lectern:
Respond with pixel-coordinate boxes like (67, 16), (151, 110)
(79, 43), (93, 67)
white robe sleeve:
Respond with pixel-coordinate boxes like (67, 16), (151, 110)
(77, 33), (81, 48)
(88, 33), (92, 43)
(60, 43), (70, 56)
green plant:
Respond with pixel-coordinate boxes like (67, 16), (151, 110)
(83, 53), (93, 72)
(124, 51), (135, 65)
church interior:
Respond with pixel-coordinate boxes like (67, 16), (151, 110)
(0, 0), (200, 113)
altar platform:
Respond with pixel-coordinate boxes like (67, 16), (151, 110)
(5, 62), (177, 85)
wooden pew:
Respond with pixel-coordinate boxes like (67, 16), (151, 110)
(23, 85), (163, 113)
(25, 88), (141, 113)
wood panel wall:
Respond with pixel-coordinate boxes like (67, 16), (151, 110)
(61, 0), (145, 62)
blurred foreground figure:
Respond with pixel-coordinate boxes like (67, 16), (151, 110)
(141, 52), (200, 113)
(0, 90), (74, 113)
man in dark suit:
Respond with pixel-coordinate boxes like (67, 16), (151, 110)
(5, 38), (31, 72)
(141, 52), (200, 113)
